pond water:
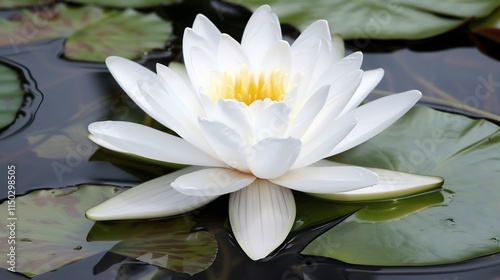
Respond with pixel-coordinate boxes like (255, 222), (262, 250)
(0, 1), (499, 279)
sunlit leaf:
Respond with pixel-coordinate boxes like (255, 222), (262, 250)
(0, 4), (171, 62)
(302, 106), (500, 265)
(231, 0), (499, 39)
(0, 64), (24, 130)
(0, 185), (217, 277)
(471, 8), (500, 43)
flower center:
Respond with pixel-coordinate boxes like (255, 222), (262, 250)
(209, 65), (288, 105)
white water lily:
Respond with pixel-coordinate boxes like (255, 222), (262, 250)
(86, 5), (443, 260)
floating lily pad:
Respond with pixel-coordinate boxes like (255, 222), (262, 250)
(0, 4), (171, 62)
(70, 0), (175, 8)
(231, 0), (499, 39)
(0, 64), (24, 130)
(0, 0), (46, 8)
(400, 0), (499, 18)
(471, 8), (500, 43)
(293, 192), (362, 231)
(302, 106), (500, 265)
(0, 0), (174, 9)
(0, 185), (217, 277)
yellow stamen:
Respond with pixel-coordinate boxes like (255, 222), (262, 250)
(209, 65), (288, 105)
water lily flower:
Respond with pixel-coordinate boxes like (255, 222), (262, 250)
(86, 5), (443, 260)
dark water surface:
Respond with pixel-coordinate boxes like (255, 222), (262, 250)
(0, 1), (499, 279)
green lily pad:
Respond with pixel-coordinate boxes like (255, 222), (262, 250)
(231, 0), (499, 39)
(293, 192), (363, 231)
(0, 4), (171, 62)
(353, 189), (452, 223)
(0, 64), (24, 130)
(400, 0), (499, 18)
(0, 0), (43, 8)
(471, 8), (500, 43)
(0, 0), (175, 9)
(293, 182), (449, 231)
(302, 106), (500, 265)
(0, 185), (217, 277)
(70, 0), (175, 8)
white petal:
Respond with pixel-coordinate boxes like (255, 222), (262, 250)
(308, 51), (363, 95)
(253, 102), (291, 142)
(198, 118), (249, 171)
(156, 63), (202, 113)
(301, 70), (362, 142)
(105, 56), (162, 123)
(288, 85), (329, 139)
(207, 99), (253, 141)
(261, 40), (291, 73)
(137, 79), (216, 157)
(290, 41), (320, 90)
(88, 121), (223, 167)
(293, 115), (356, 169)
(183, 27), (217, 56)
(340, 68), (384, 115)
(217, 34), (250, 72)
(183, 33), (217, 93)
(292, 20), (331, 52)
(241, 5), (282, 68)
(329, 90), (422, 156)
(171, 168), (256, 196)
(192, 14), (221, 48)
(168, 61), (191, 86)
(88, 134), (127, 153)
(86, 166), (218, 220)
(282, 87), (299, 109)
(291, 20), (336, 80)
(229, 179), (295, 260)
(270, 166), (378, 193)
(330, 34), (345, 62)
(310, 160), (444, 201)
(247, 137), (301, 179)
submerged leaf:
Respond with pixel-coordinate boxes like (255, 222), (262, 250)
(0, 185), (217, 277)
(27, 124), (96, 159)
(302, 106), (500, 265)
(88, 218), (218, 276)
(0, 64), (24, 130)
(231, 0), (499, 39)
(0, 4), (171, 61)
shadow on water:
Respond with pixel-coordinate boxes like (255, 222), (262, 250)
(0, 0), (499, 279)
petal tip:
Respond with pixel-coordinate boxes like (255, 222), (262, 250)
(105, 56), (132, 69)
(412, 90), (423, 98)
(85, 204), (113, 221)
